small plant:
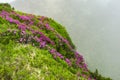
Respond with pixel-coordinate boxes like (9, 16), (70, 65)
(0, 3), (13, 12)
(90, 69), (112, 80)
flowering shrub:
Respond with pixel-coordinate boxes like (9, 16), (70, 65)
(0, 3), (111, 80)
(0, 8), (95, 80)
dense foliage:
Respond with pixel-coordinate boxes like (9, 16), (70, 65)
(0, 3), (112, 80)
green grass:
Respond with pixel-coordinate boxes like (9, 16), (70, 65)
(0, 40), (84, 80)
(0, 3), (112, 80)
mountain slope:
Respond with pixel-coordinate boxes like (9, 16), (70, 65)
(0, 3), (111, 80)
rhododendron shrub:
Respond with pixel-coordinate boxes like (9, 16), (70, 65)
(0, 3), (111, 80)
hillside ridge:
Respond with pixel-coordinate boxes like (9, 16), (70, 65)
(0, 3), (111, 80)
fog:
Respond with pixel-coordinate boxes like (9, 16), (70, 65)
(0, 0), (14, 3)
(9, 0), (120, 79)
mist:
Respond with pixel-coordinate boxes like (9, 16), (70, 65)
(0, 0), (15, 3)
(10, 0), (120, 79)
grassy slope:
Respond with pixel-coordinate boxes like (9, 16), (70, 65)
(0, 3), (112, 80)
(0, 40), (79, 80)
(0, 3), (87, 80)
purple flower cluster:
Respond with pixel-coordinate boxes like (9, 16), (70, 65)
(29, 21), (34, 25)
(49, 49), (64, 59)
(49, 49), (56, 54)
(45, 23), (54, 31)
(18, 24), (26, 31)
(0, 10), (91, 78)
(45, 23), (51, 30)
(18, 15), (31, 21)
(56, 52), (64, 59)
(65, 58), (71, 66)
(35, 31), (55, 45)
(75, 52), (83, 63)
(0, 10), (55, 48)
(39, 16), (45, 21)
(0, 10), (9, 17)
(6, 16), (20, 24)
(49, 48), (72, 66)
(35, 36), (46, 48)
(40, 41), (46, 48)
(74, 51), (88, 70)
(56, 33), (72, 50)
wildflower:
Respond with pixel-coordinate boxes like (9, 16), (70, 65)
(49, 49), (56, 53)
(18, 24), (26, 31)
(63, 39), (69, 43)
(21, 31), (26, 35)
(13, 20), (20, 24)
(53, 55), (57, 59)
(13, 30), (17, 34)
(20, 38), (23, 42)
(39, 16), (45, 21)
(6, 16), (13, 23)
(1, 11), (9, 17)
(45, 23), (51, 30)
(88, 78), (92, 80)
(65, 58), (71, 66)
(83, 63), (87, 69)
(56, 52), (64, 59)
(40, 41), (46, 48)
(29, 21), (34, 25)
(36, 37), (42, 42)
(19, 15), (30, 21)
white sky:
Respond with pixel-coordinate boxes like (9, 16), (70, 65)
(0, 0), (15, 3)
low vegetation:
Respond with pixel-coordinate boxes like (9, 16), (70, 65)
(0, 3), (112, 80)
